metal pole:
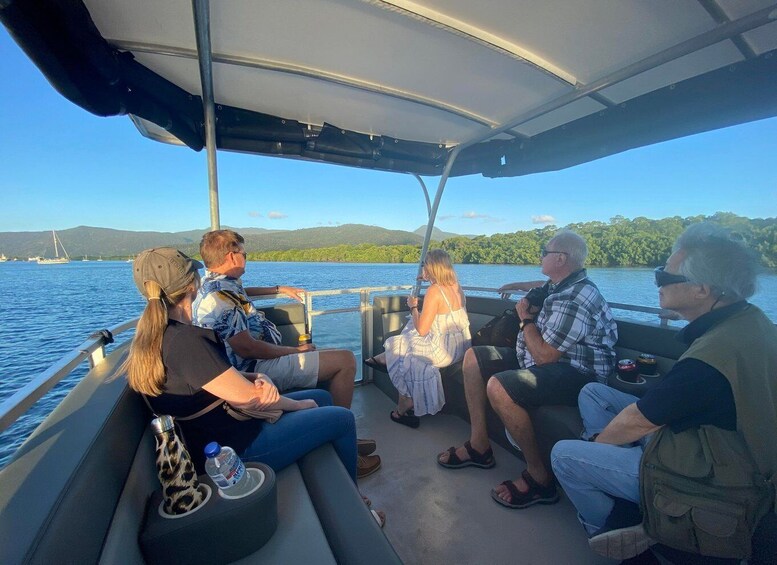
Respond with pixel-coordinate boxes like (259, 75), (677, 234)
(412, 173), (432, 218)
(192, 0), (220, 231)
(412, 145), (463, 296)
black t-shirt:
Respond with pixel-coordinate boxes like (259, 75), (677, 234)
(636, 358), (736, 433)
(636, 303), (744, 433)
(147, 320), (264, 471)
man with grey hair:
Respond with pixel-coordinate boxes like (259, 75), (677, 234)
(438, 230), (618, 511)
(551, 223), (777, 561)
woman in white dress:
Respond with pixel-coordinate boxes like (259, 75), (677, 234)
(365, 249), (471, 427)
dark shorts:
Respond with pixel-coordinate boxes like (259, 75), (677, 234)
(471, 345), (595, 409)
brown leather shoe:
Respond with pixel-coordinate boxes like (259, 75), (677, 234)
(357, 454), (381, 479)
(357, 438), (377, 456)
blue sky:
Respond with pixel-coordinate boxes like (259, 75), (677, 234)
(2, 28), (776, 237)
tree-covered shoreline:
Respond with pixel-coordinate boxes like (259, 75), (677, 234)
(248, 213), (777, 269)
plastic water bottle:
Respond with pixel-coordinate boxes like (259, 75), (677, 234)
(204, 441), (256, 497)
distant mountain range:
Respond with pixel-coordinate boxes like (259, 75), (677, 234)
(0, 224), (476, 259)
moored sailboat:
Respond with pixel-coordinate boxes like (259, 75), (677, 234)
(37, 230), (70, 264)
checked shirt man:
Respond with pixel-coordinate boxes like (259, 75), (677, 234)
(437, 230), (618, 510)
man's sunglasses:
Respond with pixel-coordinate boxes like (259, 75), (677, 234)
(654, 266), (690, 287)
(540, 248), (568, 258)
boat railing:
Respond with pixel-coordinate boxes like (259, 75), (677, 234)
(0, 319), (137, 435)
(0, 285), (667, 436)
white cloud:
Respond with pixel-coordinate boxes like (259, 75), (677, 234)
(438, 214), (455, 221)
(268, 211), (287, 219)
(248, 211), (262, 218)
(532, 215), (556, 224)
(461, 211), (503, 223)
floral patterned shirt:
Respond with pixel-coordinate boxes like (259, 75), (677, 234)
(192, 271), (282, 371)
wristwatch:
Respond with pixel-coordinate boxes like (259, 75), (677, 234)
(520, 318), (536, 330)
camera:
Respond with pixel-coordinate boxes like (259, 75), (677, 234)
(524, 286), (549, 310)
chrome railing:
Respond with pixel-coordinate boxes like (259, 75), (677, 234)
(0, 319), (138, 434)
(0, 286), (669, 435)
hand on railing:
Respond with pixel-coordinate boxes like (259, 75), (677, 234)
(279, 285), (306, 302)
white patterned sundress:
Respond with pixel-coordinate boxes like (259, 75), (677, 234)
(383, 286), (472, 416)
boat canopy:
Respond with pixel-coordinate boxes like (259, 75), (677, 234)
(2, 0), (777, 178)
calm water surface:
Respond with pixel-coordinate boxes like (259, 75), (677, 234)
(2, 260), (776, 467)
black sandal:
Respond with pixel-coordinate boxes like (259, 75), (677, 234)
(390, 409), (420, 428)
(364, 357), (387, 372)
(437, 440), (495, 469)
(490, 470), (559, 509)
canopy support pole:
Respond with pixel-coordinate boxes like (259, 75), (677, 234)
(412, 146), (463, 296)
(192, 0), (221, 231)
(412, 173), (432, 218)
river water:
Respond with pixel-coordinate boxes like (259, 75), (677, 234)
(1, 260), (776, 467)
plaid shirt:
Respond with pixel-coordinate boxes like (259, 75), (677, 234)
(516, 269), (617, 380)
(192, 271), (282, 371)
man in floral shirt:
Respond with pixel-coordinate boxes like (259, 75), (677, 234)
(193, 229), (380, 478)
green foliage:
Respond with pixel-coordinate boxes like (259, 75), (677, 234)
(249, 244), (422, 263)
(247, 213), (777, 269)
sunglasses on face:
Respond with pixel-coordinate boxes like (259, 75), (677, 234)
(654, 266), (690, 287)
(540, 248), (568, 258)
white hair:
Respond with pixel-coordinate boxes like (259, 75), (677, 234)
(550, 230), (588, 270)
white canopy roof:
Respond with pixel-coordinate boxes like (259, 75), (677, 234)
(3, 0), (777, 177)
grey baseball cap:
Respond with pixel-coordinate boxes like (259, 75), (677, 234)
(132, 247), (203, 298)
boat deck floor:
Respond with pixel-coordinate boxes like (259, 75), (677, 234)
(350, 383), (611, 564)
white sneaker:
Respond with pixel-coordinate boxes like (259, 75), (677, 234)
(588, 524), (656, 560)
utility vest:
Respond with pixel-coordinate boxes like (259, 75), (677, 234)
(640, 305), (777, 558)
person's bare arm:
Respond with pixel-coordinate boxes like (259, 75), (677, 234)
(499, 280), (545, 299)
(245, 285), (305, 302)
(595, 403), (661, 445)
(229, 330), (314, 360)
(202, 369), (316, 412)
(411, 286), (442, 336)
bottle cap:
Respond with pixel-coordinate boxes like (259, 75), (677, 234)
(204, 441), (222, 458)
(150, 415), (174, 435)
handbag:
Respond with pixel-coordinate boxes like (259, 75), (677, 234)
(471, 308), (521, 348)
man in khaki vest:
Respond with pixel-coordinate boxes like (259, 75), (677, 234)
(551, 223), (777, 561)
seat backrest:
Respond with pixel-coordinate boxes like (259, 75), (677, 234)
(0, 345), (149, 564)
(262, 302), (307, 345)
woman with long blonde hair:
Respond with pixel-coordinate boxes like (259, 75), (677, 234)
(365, 249), (471, 427)
(121, 248), (361, 481)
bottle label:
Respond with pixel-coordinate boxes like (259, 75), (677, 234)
(209, 472), (231, 489)
(225, 459), (245, 486)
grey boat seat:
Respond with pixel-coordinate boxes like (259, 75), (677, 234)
(0, 304), (400, 565)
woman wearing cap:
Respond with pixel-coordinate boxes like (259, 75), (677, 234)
(121, 248), (361, 485)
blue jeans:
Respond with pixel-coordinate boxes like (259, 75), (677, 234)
(550, 383), (644, 535)
(241, 389), (357, 482)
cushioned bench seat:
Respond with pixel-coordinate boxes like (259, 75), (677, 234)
(0, 304), (400, 565)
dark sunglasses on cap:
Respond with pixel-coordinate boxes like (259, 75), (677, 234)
(654, 266), (690, 287)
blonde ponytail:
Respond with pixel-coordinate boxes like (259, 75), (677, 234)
(120, 277), (194, 396)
